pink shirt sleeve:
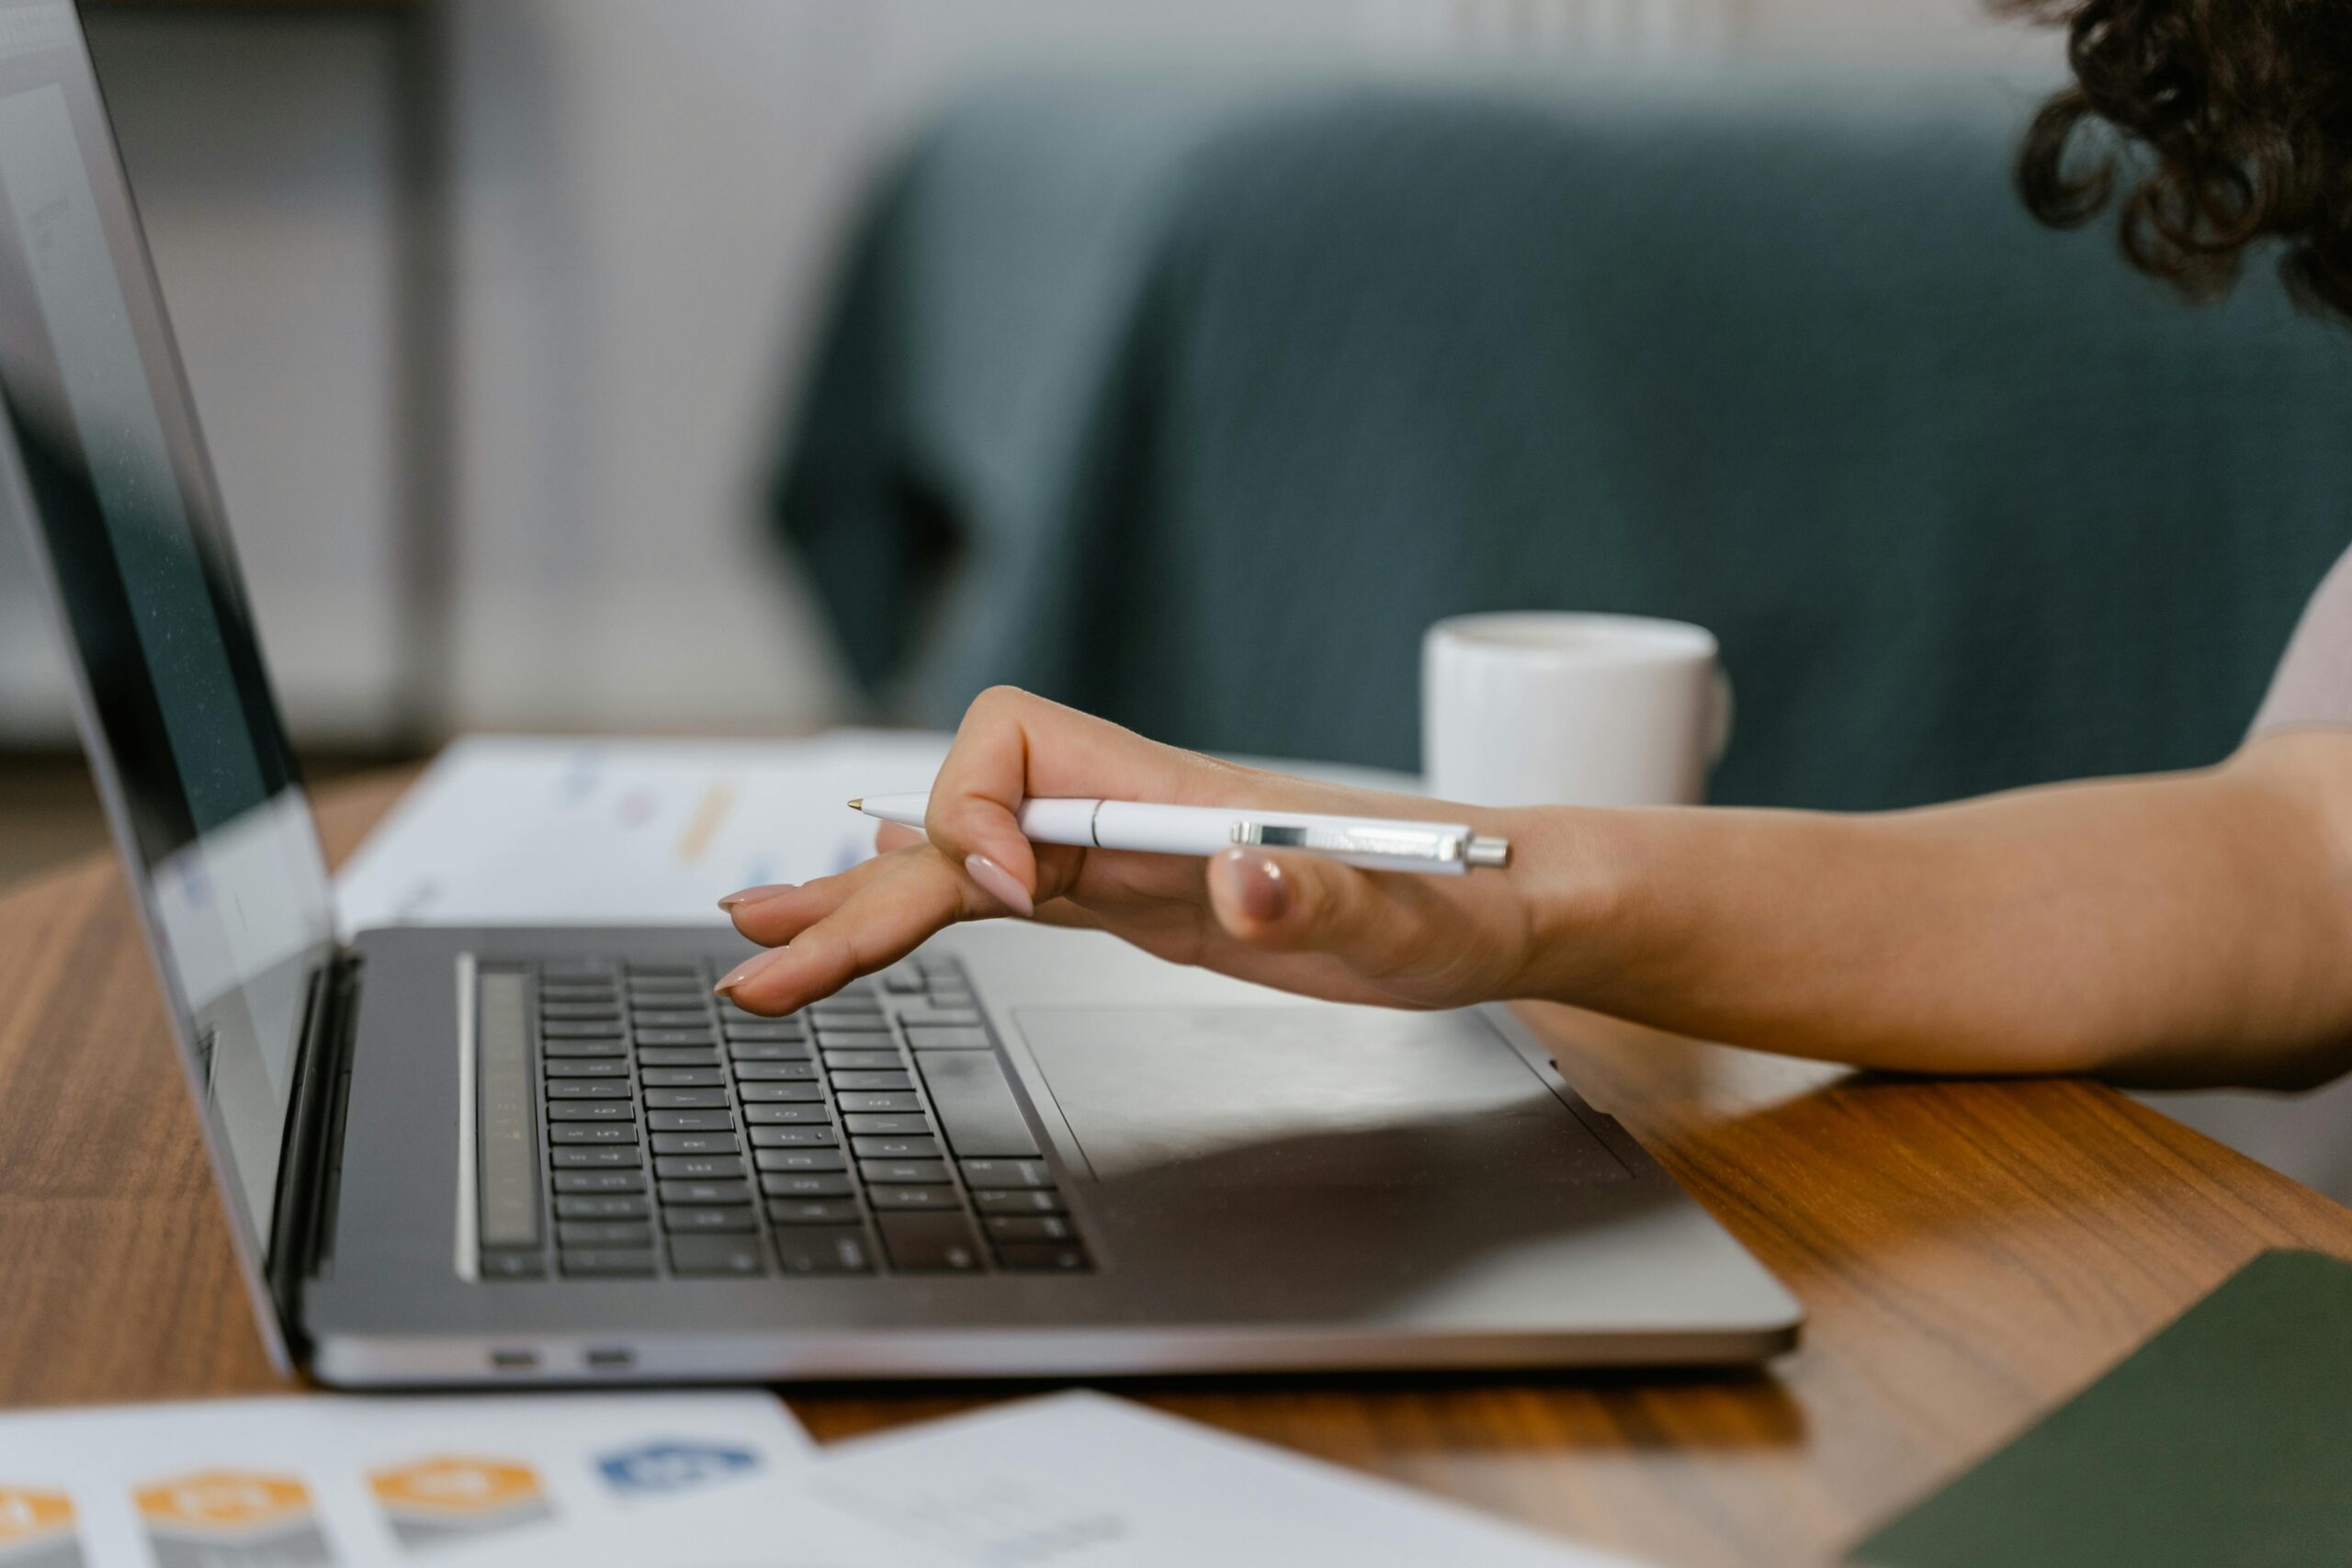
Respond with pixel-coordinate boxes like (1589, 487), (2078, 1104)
(2252, 546), (2352, 737)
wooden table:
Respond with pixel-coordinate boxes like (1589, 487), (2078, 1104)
(6, 771), (2350, 1567)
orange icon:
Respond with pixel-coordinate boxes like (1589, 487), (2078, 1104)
(133, 1472), (311, 1532)
(370, 1457), (542, 1517)
(0, 1487), (73, 1542)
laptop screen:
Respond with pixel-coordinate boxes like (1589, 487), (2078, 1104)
(0, 1), (334, 1272)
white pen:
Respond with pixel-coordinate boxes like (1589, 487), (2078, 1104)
(849, 793), (1510, 875)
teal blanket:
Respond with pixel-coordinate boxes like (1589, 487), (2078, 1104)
(774, 71), (2352, 809)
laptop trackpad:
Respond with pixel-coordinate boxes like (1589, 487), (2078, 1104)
(1012, 1007), (1627, 1188)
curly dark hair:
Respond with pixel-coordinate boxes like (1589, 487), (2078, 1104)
(2007, 0), (2352, 322)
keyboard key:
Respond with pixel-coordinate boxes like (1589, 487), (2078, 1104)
(479, 1249), (546, 1280)
(737, 1065), (819, 1085)
(641, 1067), (724, 1088)
(544, 1058), (630, 1078)
(552, 1145), (642, 1168)
(822, 1049), (902, 1071)
(659, 1179), (752, 1205)
(830, 1070), (914, 1092)
(811, 999), (884, 1020)
(836, 1091), (921, 1113)
(843, 1113), (933, 1136)
(648, 1110), (735, 1132)
(754, 1148), (846, 1173)
(960, 1158), (1053, 1189)
(906, 1025), (989, 1049)
(852, 1135), (941, 1159)
(866, 1184), (960, 1212)
(972, 1188), (1065, 1215)
(917, 1053), (1040, 1156)
(745, 1103), (832, 1125)
(547, 1079), (631, 1100)
(670, 1235), (765, 1276)
(634, 1028), (717, 1047)
(735, 1082), (823, 1103)
(813, 1027), (894, 1048)
(627, 963), (701, 977)
(996, 1243), (1091, 1272)
(876, 1211), (983, 1271)
(555, 1195), (650, 1221)
(655, 1155), (744, 1179)
(860, 1161), (950, 1184)
(548, 1101), (636, 1122)
(774, 1226), (873, 1275)
(983, 1213), (1075, 1241)
(650, 1131), (739, 1156)
(662, 1204), (758, 1234)
(724, 1048), (818, 1072)
(749, 1124), (839, 1146)
(760, 1173), (854, 1200)
(638, 1047), (720, 1067)
(881, 969), (925, 993)
(729, 1066), (823, 1090)
(560, 1247), (656, 1277)
(899, 1008), (983, 1028)
(540, 1002), (623, 1021)
(645, 1088), (729, 1110)
(558, 1221), (653, 1247)
(542, 1020), (626, 1039)
(543, 1038), (627, 1058)
(554, 1169), (646, 1192)
(550, 1123), (639, 1145)
(863, 1159), (953, 1184)
(767, 1198), (861, 1225)
(635, 1010), (713, 1029)
(723, 1023), (807, 1043)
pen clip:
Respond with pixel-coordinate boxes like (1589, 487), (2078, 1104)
(1230, 820), (1467, 864)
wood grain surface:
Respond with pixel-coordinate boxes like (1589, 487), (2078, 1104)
(3, 768), (2348, 1567)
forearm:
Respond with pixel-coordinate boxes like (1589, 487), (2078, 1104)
(1515, 735), (2352, 1088)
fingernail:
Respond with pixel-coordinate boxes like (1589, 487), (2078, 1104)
(714, 946), (790, 996)
(718, 883), (795, 911)
(1226, 849), (1289, 922)
(963, 852), (1035, 918)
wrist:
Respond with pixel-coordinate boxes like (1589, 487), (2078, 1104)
(1489, 805), (1633, 1002)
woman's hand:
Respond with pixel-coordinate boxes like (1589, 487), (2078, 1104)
(716, 687), (1560, 1016)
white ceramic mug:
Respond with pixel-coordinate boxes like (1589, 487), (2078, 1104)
(1421, 612), (1732, 807)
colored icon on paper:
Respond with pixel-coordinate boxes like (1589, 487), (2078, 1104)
(595, 1440), (760, 1497)
(0, 1487), (82, 1568)
(369, 1456), (551, 1551)
(134, 1471), (331, 1568)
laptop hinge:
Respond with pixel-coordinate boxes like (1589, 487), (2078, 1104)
(265, 947), (363, 1352)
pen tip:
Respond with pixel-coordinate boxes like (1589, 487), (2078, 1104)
(846, 798), (862, 810)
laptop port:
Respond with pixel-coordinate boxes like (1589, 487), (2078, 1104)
(584, 1346), (634, 1371)
(488, 1348), (538, 1371)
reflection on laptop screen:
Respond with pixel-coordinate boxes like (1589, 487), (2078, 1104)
(0, 1), (334, 1255)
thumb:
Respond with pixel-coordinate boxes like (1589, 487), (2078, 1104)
(1205, 848), (1421, 974)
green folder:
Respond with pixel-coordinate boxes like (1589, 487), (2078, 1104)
(1849, 1249), (2352, 1568)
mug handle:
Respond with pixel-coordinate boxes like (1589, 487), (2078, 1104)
(1709, 666), (1735, 766)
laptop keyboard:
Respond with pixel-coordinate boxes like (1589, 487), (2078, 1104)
(472, 953), (1091, 1281)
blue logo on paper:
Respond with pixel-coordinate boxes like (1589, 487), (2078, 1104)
(597, 1441), (761, 1496)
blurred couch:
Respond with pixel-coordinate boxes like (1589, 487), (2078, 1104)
(773, 68), (2352, 811)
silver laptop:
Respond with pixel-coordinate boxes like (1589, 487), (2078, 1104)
(4, 0), (1800, 1385)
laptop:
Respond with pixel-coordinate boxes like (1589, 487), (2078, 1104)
(3, 0), (1801, 1384)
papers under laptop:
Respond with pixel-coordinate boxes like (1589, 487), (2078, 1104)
(334, 731), (955, 931)
(334, 732), (1420, 931)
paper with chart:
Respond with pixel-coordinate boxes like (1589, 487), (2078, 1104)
(806, 1391), (1649, 1568)
(0, 1392), (941, 1568)
(333, 731), (955, 931)
(332, 731), (1422, 933)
